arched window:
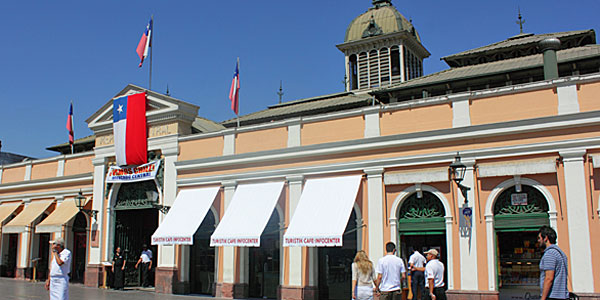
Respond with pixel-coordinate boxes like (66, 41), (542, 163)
(493, 185), (549, 230)
(397, 191), (445, 232)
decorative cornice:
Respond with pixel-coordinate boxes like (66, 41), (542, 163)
(559, 149), (587, 161)
(286, 174), (304, 183)
(176, 110), (600, 173)
(177, 136), (600, 187)
(0, 186), (93, 203)
(0, 172), (93, 193)
(364, 167), (385, 176)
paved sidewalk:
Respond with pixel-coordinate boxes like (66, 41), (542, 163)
(0, 277), (218, 300)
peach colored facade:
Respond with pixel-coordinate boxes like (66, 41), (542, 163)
(1, 74), (600, 300)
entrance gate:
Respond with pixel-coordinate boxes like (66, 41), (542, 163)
(249, 210), (280, 299)
(113, 180), (160, 287)
(190, 210), (216, 295)
(318, 209), (358, 300)
(494, 185), (549, 300)
(397, 191), (448, 297)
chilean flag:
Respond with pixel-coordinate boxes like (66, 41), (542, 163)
(113, 92), (147, 166)
(66, 102), (74, 145)
(228, 60), (240, 115)
(136, 18), (153, 67)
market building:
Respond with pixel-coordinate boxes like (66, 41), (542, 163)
(1, 1), (600, 300)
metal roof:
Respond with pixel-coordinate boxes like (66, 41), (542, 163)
(442, 30), (596, 67)
(374, 44), (600, 92)
(221, 92), (373, 127)
(344, 2), (419, 43)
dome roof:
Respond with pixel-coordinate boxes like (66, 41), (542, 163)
(344, 1), (420, 43)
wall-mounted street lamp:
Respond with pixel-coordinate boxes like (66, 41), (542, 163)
(147, 190), (170, 214)
(449, 153), (470, 205)
(75, 190), (98, 221)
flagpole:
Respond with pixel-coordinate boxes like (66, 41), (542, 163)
(236, 57), (240, 128)
(149, 15), (154, 91)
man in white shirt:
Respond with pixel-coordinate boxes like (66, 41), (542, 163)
(423, 249), (445, 300)
(408, 249), (426, 300)
(44, 237), (71, 300)
(375, 242), (406, 300)
(135, 244), (153, 287)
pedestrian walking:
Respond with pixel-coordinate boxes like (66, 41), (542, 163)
(423, 249), (445, 300)
(44, 237), (71, 300)
(537, 225), (569, 300)
(375, 242), (406, 300)
(134, 244), (152, 287)
(351, 250), (377, 300)
(408, 249), (426, 300)
(112, 247), (126, 290)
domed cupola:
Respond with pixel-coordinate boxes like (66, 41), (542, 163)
(337, 0), (430, 91)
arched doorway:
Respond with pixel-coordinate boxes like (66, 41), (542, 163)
(190, 209), (216, 295)
(249, 209), (281, 299)
(318, 209), (358, 300)
(397, 191), (448, 296)
(113, 180), (159, 287)
(494, 185), (549, 300)
(70, 212), (87, 283)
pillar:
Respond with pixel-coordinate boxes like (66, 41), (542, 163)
(560, 150), (595, 293)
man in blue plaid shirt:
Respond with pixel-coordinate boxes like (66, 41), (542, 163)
(537, 226), (569, 300)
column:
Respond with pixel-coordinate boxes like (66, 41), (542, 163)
(560, 150), (594, 293)
(17, 199), (32, 279)
(363, 107), (381, 138)
(217, 180), (247, 298)
(156, 145), (181, 293)
(282, 175), (316, 300)
(457, 160), (478, 290)
(287, 118), (301, 148)
(556, 83), (580, 115)
(450, 93), (471, 128)
(365, 168), (384, 263)
(85, 156), (106, 287)
(223, 129), (236, 155)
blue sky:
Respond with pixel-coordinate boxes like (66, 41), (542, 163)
(1, 1), (599, 159)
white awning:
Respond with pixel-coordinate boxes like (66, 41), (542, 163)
(151, 187), (220, 245)
(283, 175), (362, 247)
(210, 182), (284, 247)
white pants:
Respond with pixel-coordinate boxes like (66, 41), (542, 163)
(50, 276), (69, 300)
(356, 285), (374, 300)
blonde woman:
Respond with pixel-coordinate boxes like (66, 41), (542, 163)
(352, 250), (377, 300)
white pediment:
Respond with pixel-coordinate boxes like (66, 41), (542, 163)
(86, 84), (199, 135)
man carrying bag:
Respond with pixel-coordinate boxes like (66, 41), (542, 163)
(537, 226), (577, 300)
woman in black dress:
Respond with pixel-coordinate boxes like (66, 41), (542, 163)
(112, 247), (126, 290)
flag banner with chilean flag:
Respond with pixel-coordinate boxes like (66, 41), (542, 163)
(136, 17), (153, 67)
(66, 102), (74, 145)
(113, 92), (148, 166)
(228, 60), (240, 115)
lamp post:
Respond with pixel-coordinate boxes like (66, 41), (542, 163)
(75, 190), (98, 220)
(449, 153), (471, 205)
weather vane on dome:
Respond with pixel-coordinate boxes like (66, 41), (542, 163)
(516, 7), (525, 34)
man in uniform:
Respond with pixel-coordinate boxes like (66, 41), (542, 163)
(45, 237), (71, 300)
(423, 249), (445, 300)
(135, 244), (153, 287)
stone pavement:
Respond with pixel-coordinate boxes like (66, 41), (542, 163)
(0, 277), (220, 300)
